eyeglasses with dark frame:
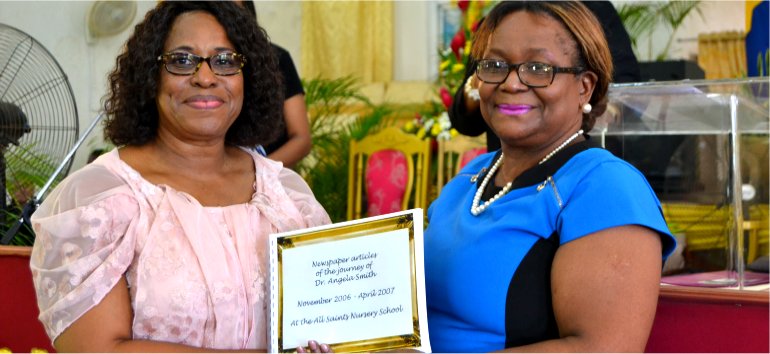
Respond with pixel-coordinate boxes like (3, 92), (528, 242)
(157, 52), (246, 76)
(476, 59), (585, 88)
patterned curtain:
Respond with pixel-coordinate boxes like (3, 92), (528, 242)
(301, 1), (393, 83)
(697, 31), (747, 79)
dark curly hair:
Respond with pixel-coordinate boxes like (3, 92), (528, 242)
(103, 1), (284, 147)
(471, 1), (613, 132)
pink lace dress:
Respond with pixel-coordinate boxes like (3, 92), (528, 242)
(30, 148), (330, 349)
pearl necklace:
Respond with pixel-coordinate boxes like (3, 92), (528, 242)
(470, 129), (584, 216)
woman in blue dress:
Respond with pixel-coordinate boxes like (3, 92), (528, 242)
(424, 1), (676, 352)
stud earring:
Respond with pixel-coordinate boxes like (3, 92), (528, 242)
(582, 102), (592, 114)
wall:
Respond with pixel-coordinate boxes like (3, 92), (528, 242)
(672, 1), (747, 60)
(0, 1), (747, 174)
(611, 1), (747, 61)
(0, 1), (156, 170)
(394, 1), (439, 81)
(253, 1), (303, 69)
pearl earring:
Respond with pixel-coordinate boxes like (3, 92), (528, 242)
(582, 102), (592, 114)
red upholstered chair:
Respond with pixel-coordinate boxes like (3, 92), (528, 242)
(365, 150), (409, 216)
(0, 246), (55, 352)
(436, 133), (487, 193)
(347, 127), (431, 220)
(459, 147), (486, 169)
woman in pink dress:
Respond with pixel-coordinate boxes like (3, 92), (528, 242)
(30, 2), (331, 352)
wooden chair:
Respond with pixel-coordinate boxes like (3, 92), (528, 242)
(436, 133), (487, 191)
(347, 127), (431, 220)
(661, 202), (731, 254)
(745, 204), (769, 263)
(662, 202), (769, 264)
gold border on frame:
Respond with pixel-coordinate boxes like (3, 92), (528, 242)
(275, 213), (421, 353)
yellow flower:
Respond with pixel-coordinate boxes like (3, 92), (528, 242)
(416, 127), (426, 139)
(451, 63), (465, 74)
(431, 123), (443, 136)
(450, 128), (459, 138)
(0, 348), (12, 353)
(403, 121), (416, 133)
(464, 41), (472, 57)
(467, 6), (480, 29)
(439, 60), (451, 72)
(30, 349), (48, 353)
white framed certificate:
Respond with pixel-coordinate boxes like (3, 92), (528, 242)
(268, 209), (430, 353)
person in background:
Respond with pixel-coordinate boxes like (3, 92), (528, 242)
(424, 1), (675, 352)
(450, 0), (640, 152)
(29, 2), (331, 351)
(240, 0), (312, 169)
(87, 148), (106, 163)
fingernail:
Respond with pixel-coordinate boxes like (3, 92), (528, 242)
(321, 344), (330, 352)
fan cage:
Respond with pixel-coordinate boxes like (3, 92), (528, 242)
(0, 23), (79, 239)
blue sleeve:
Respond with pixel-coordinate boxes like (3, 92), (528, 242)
(558, 160), (677, 258)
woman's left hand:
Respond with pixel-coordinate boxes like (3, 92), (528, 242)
(296, 340), (332, 353)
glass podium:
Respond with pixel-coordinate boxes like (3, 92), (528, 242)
(592, 78), (769, 289)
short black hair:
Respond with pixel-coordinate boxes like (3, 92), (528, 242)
(103, 1), (284, 147)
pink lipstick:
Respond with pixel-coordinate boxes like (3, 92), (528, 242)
(498, 104), (532, 116)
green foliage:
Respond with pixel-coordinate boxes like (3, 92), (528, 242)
(617, 1), (703, 61)
(2, 143), (58, 246)
(437, 1), (496, 95)
(6, 143), (58, 189)
(2, 208), (35, 246)
(758, 49), (769, 77)
(617, 3), (657, 57)
(296, 76), (393, 222)
(303, 76), (372, 121)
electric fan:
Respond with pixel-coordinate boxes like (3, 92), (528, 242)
(0, 23), (79, 245)
(87, 1), (137, 42)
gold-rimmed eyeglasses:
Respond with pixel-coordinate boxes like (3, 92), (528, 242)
(476, 59), (584, 88)
(157, 52), (246, 76)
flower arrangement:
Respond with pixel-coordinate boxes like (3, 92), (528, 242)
(403, 109), (458, 141)
(404, 0), (495, 140)
(438, 0), (491, 95)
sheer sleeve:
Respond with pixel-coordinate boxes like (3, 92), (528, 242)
(30, 164), (140, 342)
(278, 168), (331, 227)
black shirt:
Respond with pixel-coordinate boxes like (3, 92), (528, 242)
(264, 44), (305, 155)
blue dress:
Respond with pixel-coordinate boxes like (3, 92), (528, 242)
(424, 140), (676, 352)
